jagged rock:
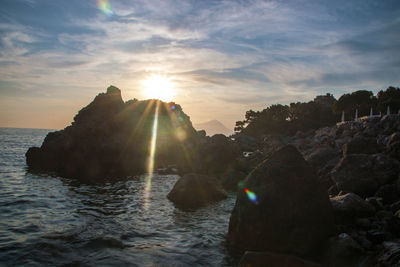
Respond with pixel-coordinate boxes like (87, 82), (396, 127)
(331, 154), (399, 197)
(238, 251), (321, 267)
(167, 173), (227, 209)
(330, 193), (375, 222)
(26, 86), (198, 181)
(342, 136), (382, 155)
(227, 145), (335, 255)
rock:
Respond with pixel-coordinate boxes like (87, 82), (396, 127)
(375, 184), (399, 205)
(330, 193), (375, 222)
(322, 233), (365, 267)
(330, 154), (399, 197)
(238, 251), (321, 267)
(366, 197), (384, 211)
(388, 141), (400, 161)
(306, 147), (340, 174)
(366, 230), (386, 244)
(189, 134), (241, 175)
(219, 169), (247, 191)
(227, 145), (335, 255)
(390, 200), (400, 213)
(334, 136), (352, 151)
(167, 173), (227, 209)
(389, 132), (400, 146)
(342, 136), (382, 156)
(377, 241), (400, 267)
(26, 86), (199, 181)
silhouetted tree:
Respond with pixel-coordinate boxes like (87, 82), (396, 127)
(377, 86), (400, 114)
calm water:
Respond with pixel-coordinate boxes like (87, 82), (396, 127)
(0, 127), (237, 266)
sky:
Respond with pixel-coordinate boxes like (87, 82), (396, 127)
(0, 0), (399, 130)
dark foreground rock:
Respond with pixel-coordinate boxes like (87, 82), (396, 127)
(227, 145), (335, 256)
(238, 251), (321, 267)
(167, 173), (227, 209)
(330, 193), (375, 222)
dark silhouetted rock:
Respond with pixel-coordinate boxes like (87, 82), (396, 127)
(26, 86), (199, 181)
(167, 173), (227, 209)
(238, 251), (321, 267)
(227, 145), (335, 256)
(330, 193), (375, 222)
(331, 154), (399, 197)
(375, 184), (399, 205)
(342, 136), (382, 156)
(377, 241), (400, 267)
(322, 233), (365, 267)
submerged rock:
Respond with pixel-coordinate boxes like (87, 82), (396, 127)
(227, 145), (335, 256)
(167, 173), (227, 209)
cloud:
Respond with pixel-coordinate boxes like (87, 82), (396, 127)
(1, 0), (400, 128)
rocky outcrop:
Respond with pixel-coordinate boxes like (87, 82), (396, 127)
(26, 86), (200, 181)
(227, 145), (335, 255)
(167, 173), (227, 209)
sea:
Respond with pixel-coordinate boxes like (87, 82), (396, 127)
(0, 127), (238, 266)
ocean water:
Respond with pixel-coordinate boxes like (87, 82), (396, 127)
(0, 127), (238, 266)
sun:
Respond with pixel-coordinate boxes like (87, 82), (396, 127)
(142, 75), (175, 102)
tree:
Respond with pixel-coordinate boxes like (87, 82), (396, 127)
(377, 86), (400, 114)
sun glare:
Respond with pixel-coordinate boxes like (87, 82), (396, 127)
(142, 75), (175, 102)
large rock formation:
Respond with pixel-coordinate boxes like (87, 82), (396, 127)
(227, 145), (335, 256)
(167, 173), (227, 209)
(26, 86), (199, 181)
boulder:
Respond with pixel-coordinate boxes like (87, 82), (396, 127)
(238, 251), (321, 267)
(375, 184), (399, 205)
(227, 145), (335, 255)
(342, 136), (382, 156)
(306, 147), (340, 173)
(167, 173), (227, 209)
(305, 147), (340, 188)
(377, 241), (400, 267)
(330, 154), (399, 197)
(330, 193), (375, 222)
(322, 233), (365, 267)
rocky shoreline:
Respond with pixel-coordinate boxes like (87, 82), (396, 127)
(26, 87), (400, 266)
(233, 115), (400, 266)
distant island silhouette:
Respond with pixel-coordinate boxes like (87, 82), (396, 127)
(194, 119), (233, 136)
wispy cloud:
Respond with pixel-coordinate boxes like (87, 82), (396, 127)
(0, 0), (399, 128)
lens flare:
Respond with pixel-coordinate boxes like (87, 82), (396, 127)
(143, 101), (159, 209)
(245, 188), (258, 204)
(97, 0), (113, 16)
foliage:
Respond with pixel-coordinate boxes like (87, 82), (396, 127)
(377, 86), (400, 114)
(234, 88), (399, 137)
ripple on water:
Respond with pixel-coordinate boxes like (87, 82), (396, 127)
(0, 128), (239, 266)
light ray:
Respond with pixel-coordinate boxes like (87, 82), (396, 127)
(143, 101), (160, 209)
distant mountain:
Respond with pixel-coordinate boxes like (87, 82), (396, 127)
(194, 120), (233, 136)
